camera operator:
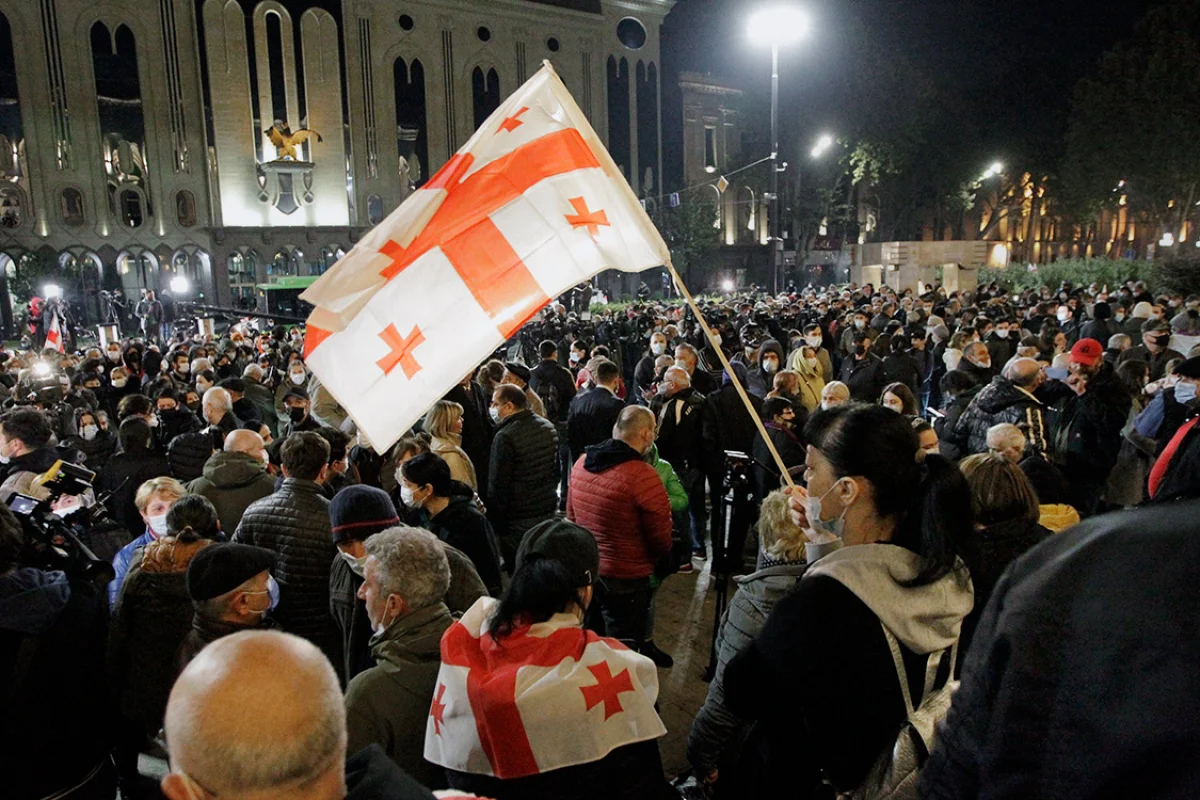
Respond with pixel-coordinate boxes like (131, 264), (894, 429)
(0, 409), (63, 493)
(0, 500), (117, 798)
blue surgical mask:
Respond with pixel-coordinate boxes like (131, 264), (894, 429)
(1176, 381), (1198, 404)
(802, 481), (851, 539)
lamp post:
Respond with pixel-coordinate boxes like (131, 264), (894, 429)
(748, 6), (809, 294)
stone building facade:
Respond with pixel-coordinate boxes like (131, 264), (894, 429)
(0, 0), (672, 334)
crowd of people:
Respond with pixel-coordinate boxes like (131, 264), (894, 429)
(2, 276), (1200, 800)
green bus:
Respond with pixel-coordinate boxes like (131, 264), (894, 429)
(255, 275), (319, 320)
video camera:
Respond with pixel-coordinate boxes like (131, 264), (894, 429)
(8, 460), (115, 585)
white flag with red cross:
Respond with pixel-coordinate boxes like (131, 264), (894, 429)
(44, 311), (64, 353)
(300, 62), (669, 449)
(423, 597), (666, 779)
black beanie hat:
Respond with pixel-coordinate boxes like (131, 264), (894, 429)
(329, 485), (399, 545)
(187, 543), (276, 601)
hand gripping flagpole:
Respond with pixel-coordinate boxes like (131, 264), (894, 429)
(664, 260), (797, 490)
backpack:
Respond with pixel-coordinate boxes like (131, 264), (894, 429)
(844, 623), (958, 800)
(536, 378), (563, 422)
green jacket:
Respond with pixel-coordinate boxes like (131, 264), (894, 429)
(649, 445), (689, 512)
(344, 602), (454, 787)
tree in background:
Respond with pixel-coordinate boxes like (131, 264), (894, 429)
(661, 197), (721, 290)
(1062, 0), (1200, 250)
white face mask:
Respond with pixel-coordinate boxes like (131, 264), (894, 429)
(339, 550), (368, 578)
(805, 335), (822, 348)
(147, 512), (169, 536)
(762, 359), (779, 374)
(804, 357), (819, 370)
(147, 415), (160, 428)
(259, 450), (270, 469)
(650, 342), (666, 356)
(489, 406), (502, 424)
(197, 382), (211, 393)
(290, 371), (306, 385)
(994, 329), (1009, 338)
(712, 334), (723, 347)
(106, 350), (121, 362)
(111, 378), (127, 389)
(399, 483), (417, 508)
(81, 424), (99, 441)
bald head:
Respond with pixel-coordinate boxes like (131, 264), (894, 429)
(162, 631), (346, 800)
(663, 366), (690, 394)
(1003, 357), (1043, 390)
(613, 405), (656, 455)
(225, 429), (266, 461)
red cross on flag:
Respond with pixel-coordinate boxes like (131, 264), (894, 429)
(44, 311), (64, 354)
(423, 597), (666, 779)
(300, 62), (670, 450)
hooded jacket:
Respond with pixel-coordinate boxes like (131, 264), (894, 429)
(954, 376), (1048, 457)
(187, 450), (276, 535)
(345, 602), (454, 788)
(747, 339), (785, 398)
(723, 544), (973, 796)
(0, 569), (113, 799)
(566, 440), (673, 580)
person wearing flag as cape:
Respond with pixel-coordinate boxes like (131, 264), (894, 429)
(424, 518), (672, 799)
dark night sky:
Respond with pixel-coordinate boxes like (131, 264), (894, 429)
(659, 0), (1162, 188)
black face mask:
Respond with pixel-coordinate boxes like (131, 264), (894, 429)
(289, 406), (307, 423)
(855, 344), (867, 356)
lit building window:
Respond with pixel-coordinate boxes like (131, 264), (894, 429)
(704, 127), (717, 173)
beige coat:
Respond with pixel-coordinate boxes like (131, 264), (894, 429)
(431, 436), (478, 490)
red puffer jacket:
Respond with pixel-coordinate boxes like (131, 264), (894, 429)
(566, 440), (673, 579)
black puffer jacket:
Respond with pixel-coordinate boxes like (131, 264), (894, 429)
(567, 387), (625, 463)
(234, 478), (339, 667)
(63, 430), (117, 473)
(954, 377), (1048, 457)
(487, 410), (559, 549)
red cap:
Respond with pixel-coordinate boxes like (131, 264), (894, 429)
(1070, 338), (1103, 367)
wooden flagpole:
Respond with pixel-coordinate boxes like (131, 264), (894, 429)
(664, 260), (797, 489)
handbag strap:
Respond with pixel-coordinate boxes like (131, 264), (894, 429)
(880, 622), (957, 715)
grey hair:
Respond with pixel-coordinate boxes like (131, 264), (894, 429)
(190, 357), (212, 374)
(203, 386), (233, 412)
(1108, 333), (1131, 350)
(986, 422), (1025, 453)
(242, 363), (264, 381)
(365, 527), (450, 611)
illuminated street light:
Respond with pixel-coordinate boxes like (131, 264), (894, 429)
(748, 5), (811, 294)
(747, 7), (810, 47)
(32, 361), (50, 376)
(1160, 232), (1175, 247)
(721, 278), (735, 292)
(43, 284), (62, 300)
(981, 162), (1004, 181)
(170, 275), (190, 295)
(811, 134), (835, 159)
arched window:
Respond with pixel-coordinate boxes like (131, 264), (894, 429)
(176, 191), (196, 228)
(606, 57), (630, 179)
(269, 248), (300, 277)
(471, 67), (501, 131)
(0, 12), (25, 177)
(228, 251), (259, 309)
(119, 189), (144, 228)
(737, 187), (757, 243)
(394, 57), (428, 187)
(61, 188), (85, 227)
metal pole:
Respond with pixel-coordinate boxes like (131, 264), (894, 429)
(770, 44), (781, 294)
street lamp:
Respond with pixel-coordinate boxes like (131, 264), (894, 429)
(43, 284), (62, 300)
(811, 134), (835, 159)
(748, 5), (810, 294)
(170, 275), (190, 296)
(981, 161), (1004, 181)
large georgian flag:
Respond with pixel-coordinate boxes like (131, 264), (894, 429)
(423, 597), (666, 779)
(301, 62), (670, 449)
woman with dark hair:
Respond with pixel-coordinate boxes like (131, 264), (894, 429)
(427, 519), (672, 800)
(880, 381), (919, 416)
(401, 452), (503, 595)
(751, 396), (806, 500)
(109, 494), (225, 790)
(63, 406), (116, 471)
(723, 404), (975, 797)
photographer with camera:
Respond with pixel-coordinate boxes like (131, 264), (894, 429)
(0, 492), (116, 798)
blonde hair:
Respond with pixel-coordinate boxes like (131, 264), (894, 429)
(758, 489), (808, 562)
(772, 370), (800, 397)
(423, 400), (463, 442)
(959, 453), (1039, 527)
(134, 477), (186, 513)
